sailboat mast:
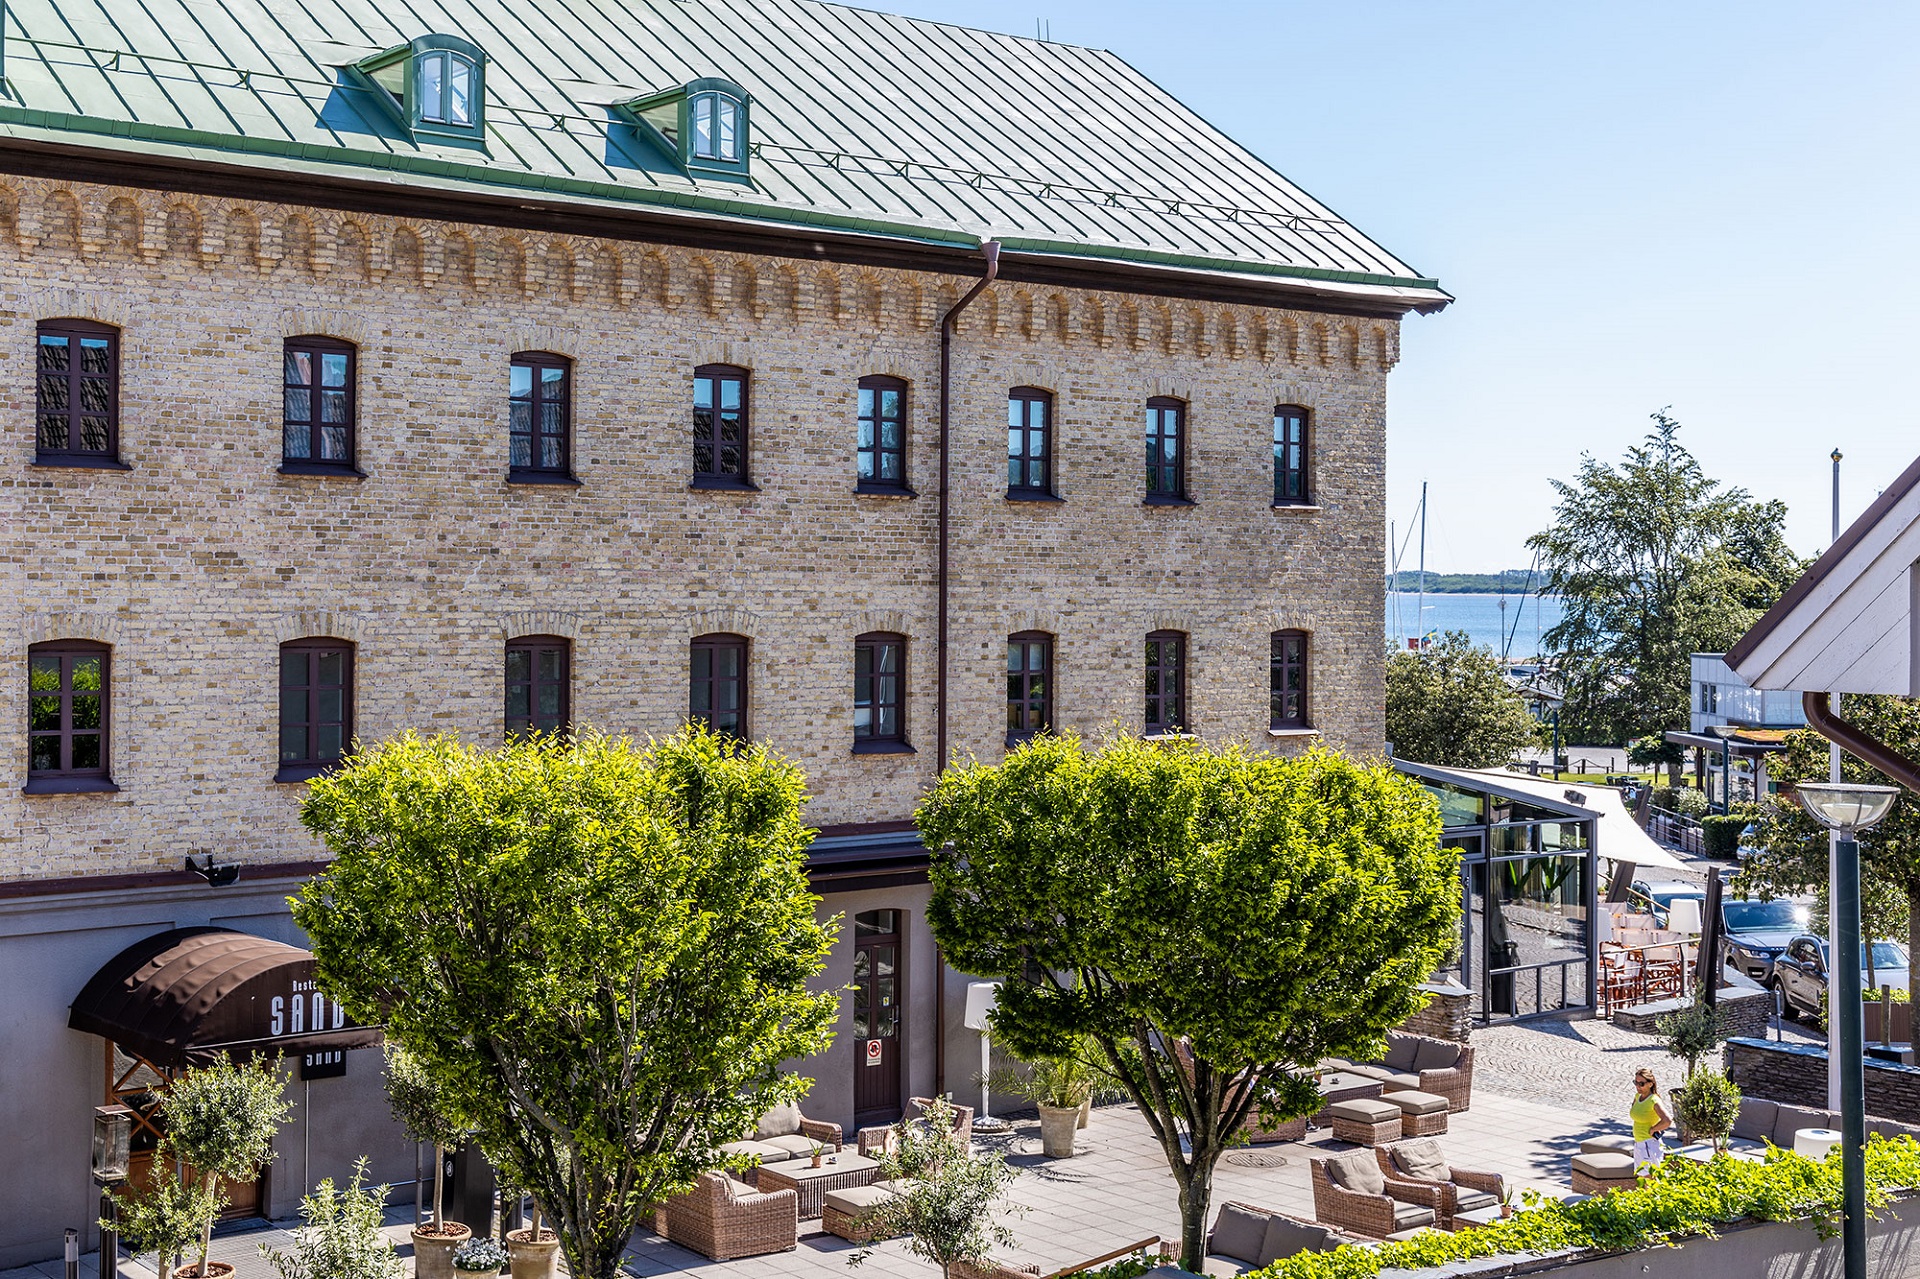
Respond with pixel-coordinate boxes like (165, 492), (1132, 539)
(1416, 481), (1428, 650)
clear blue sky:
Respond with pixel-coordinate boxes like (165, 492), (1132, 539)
(874, 0), (1920, 573)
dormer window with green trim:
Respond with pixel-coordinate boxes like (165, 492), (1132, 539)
(618, 78), (751, 179)
(353, 35), (487, 143)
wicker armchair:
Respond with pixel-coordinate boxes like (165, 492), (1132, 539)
(1372, 1143), (1504, 1229)
(1413, 1042), (1475, 1114)
(657, 1171), (798, 1261)
(1309, 1152), (1442, 1240)
(857, 1096), (976, 1156)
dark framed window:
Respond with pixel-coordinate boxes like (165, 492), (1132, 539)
(506, 636), (570, 738)
(1270, 630), (1309, 729)
(278, 640), (353, 782)
(857, 376), (909, 491)
(854, 632), (909, 751)
(36, 319), (120, 466)
(282, 336), (356, 472)
(1006, 631), (1052, 744)
(1274, 406), (1310, 504)
(1145, 397), (1187, 501)
(27, 640), (113, 792)
(690, 633), (748, 738)
(510, 352), (573, 480)
(693, 364), (752, 488)
(1007, 387), (1053, 496)
(1144, 630), (1186, 736)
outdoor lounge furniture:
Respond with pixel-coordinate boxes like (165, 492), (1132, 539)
(1201, 1201), (1359, 1276)
(657, 1170), (798, 1260)
(1324, 1032), (1476, 1112)
(1328, 1097), (1402, 1146)
(1383, 1090), (1450, 1136)
(718, 1100), (844, 1180)
(753, 1152), (879, 1219)
(1374, 1139), (1504, 1229)
(1310, 1149), (1441, 1239)
(857, 1096), (976, 1156)
(1569, 1151), (1637, 1196)
(821, 1178), (915, 1242)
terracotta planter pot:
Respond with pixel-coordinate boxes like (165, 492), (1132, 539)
(506, 1229), (561, 1279)
(175, 1264), (235, 1279)
(1077, 1097), (1092, 1129)
(412, 1223), (472, 1279)
(453, 1269), (501, 1279)
(1038, 1104), (1079, 1158)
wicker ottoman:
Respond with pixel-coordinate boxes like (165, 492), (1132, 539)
(1384, 1090), (1449, 1136)
(1569, 1151), (1638, 1196)
(822, 1183), (903, 1242)
(1328, 1098), (1402, 1147)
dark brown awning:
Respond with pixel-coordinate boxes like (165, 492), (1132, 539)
(69, 926), (382, 1069)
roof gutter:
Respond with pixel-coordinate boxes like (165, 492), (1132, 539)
(937, 239), (1000, 778)
(1802, 692), (1920, 795)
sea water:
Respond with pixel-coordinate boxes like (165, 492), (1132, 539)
(1385, 592), (1566, 659)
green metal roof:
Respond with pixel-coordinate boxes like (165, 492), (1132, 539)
(0, 0), (1446, 306)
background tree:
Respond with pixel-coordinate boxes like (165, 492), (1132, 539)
(1526, 412), (1802, 744)
(293, 728), (840, 1279)
(383, 1042), (473, 1231)
(920, 735), (1459, 1270)
(1627, 733), (1685, 787)
(1733, 697), (1920, 1005)
(849, 1097), (1019, 1279)
(1385, 630), (1540, 767)
(104, 1164), (225, 1279)
(161, 1058), (291, 1279)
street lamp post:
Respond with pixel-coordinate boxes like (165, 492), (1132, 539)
(1795, 781), (1901, 1279)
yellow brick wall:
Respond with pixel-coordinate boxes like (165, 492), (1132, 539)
(0, 176), (1396, 881)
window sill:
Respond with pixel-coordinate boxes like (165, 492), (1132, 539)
(690, 476), (761, 493)
(274, 763), (339, 784)
(1006, 490), (1064, 504)
(1004, 733), (1049, 750)
(278, 461), (366, 479)
(507, 470), (582, 487)
(855, 483), (918, 499)
(1143, 494), (1195, 508)
(34, 454), (130, 471)
(1271, 502), (1323, 512)
(852, 740), (917, 756)
(22, 776), (120, 795)
(1267, 727), (1321, 738)
(1142, 732), (1198, 743)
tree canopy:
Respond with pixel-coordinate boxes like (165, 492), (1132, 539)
(293, 727), (840, 1279)
(919, 734), (1459, 1269)
(1525, 412), (1802, 743)
(1385, 630), (1540, 768)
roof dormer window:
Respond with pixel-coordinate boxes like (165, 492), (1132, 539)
(618, 77), (751, 179)
(353, 34), (486, 143)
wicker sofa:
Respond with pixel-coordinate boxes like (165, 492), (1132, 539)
(1199, 1200), (1361, 1276)
(657, 1170), (798, 1260)
(1310, 1149), (1443, 1240)
(1373, 1140), (1504, 1229)
(1324, 1032), (1475, 1112)
(1582, 1097), (1920, 1162)
(718, 1100), (843, 1183)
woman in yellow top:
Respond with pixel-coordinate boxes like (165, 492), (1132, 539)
(1631, 1068), (1673, 1171)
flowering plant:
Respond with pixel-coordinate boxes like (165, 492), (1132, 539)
(451, 1238), (510, 1272)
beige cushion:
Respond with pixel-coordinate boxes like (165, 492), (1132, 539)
(1372, 1070), (1424, 1090)
(720, 1139), (790, 1164)
(761, 1134), (820, 1158)
(1255, 1216), (1333, 1265)
(1391, 1202), (1436, 1230)
(1200, 1258), (1250, 1278)
(1387, 1091), (1449, 1117)
(1731, 1098), (1777, 1142)
(1207, 1202), (1269, 1263)
(1324, 1149), (1386, 1197)
(1453, 1188), (1497, 1213)
(1328, 1098), (1400, 1124)
(823, 1185), (895, 1216)
(1382, 1036), (1419, 1070)
(1385, 1225), (1439, 1241)
(1579, 1136), (1632, 1156)
(1571, 1152), (1636, 1180)
(755, 1101), (804, 1140)
(1390, 1138), (1451, 1183)
(1411, 1038), (1460, 1073)
(1771, 1104), (1827, 1147)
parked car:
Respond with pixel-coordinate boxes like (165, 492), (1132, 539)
(1771, 934), (1911, 1018)
(1630, 878), (1706, 928)
(1721, 894), (1814, 982)
(1735, 822), (1762, 861)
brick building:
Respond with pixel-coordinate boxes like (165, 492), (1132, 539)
(0, 0), (1446, 1261)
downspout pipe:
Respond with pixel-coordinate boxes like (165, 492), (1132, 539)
(1803, 692), (1920, 794)
(936, 239), (1000, 778)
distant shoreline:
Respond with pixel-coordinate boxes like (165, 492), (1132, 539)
(1385, 571), (1543, 595)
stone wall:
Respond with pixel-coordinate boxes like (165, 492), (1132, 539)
(1725, 1037), (1920, 1125)
(1613, 986), (1770, 1039)
(0, 174), (1399, 883)
(1399, 980), (1472, 1042)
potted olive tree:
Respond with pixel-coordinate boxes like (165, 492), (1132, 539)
(104, 1163), (225, 1279)
(850, 1097), (1019, 1279)
(257, 1157), (403, 1279)
(383, 1043), (474, 1279)
(1673, 1068), (1742, 1151)
(505, 1196), (561, 1279)
(160, 1057), (292, 1279)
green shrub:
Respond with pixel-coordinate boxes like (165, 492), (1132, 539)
(1658, 786), (1710, 818)
(258, 1158), (404, 1279)
(1701, 814), (1746, 859)
(1673, 1069), (1742, 1146)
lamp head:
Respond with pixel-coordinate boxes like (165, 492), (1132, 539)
(1667, 897), (1704, 935)
(1705, 724), (1739, 741)
(1794, 781), (1901, 834)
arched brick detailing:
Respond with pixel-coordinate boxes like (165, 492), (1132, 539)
(277, 308), (370, 346)
(500, 611), (586, 642)
(269, 612), (364, 645)
(17, 612), (131, 649)
(681, 607), (764, 642)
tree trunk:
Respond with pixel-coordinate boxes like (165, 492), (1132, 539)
(1177, 1160), (1213, 1273)
(433, 1142), (445, 1229)
(195, 1171), (218, 1278)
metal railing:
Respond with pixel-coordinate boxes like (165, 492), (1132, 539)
(1647, 804), (1705, 856)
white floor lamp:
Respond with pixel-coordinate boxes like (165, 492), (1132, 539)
(964, 981), (1010, 1133)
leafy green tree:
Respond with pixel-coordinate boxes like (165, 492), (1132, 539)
(383, 1043), (473, 1231)
(160, 1058), (292, 1278)
(1627, 734), (1684, 786)
(1734, 697), (1920, 1005)
(1385, 631), (1540, 767)
(920, 735), (1459, 1270)
(292, 727), (840, 1279)
(258, 1157), (404, 1279)
(104, 1166), (225, 1279)
(1526, 412), (1802, 743)
(849, 1097), (1019, 1279)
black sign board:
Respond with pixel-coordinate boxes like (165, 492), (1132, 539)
(299, 1048), (348, 1079)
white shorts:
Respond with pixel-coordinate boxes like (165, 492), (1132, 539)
(1633, 1137), (1663, 1170)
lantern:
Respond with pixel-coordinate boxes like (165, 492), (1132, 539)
(91, 1105), (134, 1183)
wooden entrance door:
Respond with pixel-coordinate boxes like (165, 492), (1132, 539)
(852, 910), (903, 1123)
